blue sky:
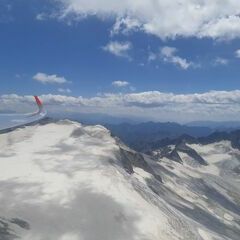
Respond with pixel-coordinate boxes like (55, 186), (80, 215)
(1, 0), (240, 122)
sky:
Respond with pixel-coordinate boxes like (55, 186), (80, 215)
(1, 0), (240, 123)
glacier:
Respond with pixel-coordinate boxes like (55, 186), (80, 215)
(0, 120), (239, 240)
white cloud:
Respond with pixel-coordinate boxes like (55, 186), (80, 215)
(36, 13), (47, 21)
(52, 0), (240, 40)
(148, 52), (157, 62)
(199, 15), (240, 40)
(160, 46), (192, 70)
(3, 90), (240, 122)
(33, 72), (70, 84)
(111, 17), (141, 36)
(58, 88), (72, 93)
(235, 49), (240, 58)
(147, 47), (194, 69)
(103, 41), (132, 58)
(214, 57), (229, 66)
(112, 81), (129, 87)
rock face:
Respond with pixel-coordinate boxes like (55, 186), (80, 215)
(0, 120), (240, 240)
(153, 142), (207, 165)
(176, 142), (208, 166)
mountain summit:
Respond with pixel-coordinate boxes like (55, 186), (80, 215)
(0, 120), (239, 240)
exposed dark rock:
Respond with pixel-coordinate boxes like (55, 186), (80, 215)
(155, 141), (207, 165)
(119, 148), (134, 174)
(233, 166), (240, 174)
(0, 219), (18, 240)
(119, 148), (162, 183)
(10, 218), (30, 230)
(176, 142), (208, 166)
(167, 149), (183, 164)
(155, 147), (183, 164)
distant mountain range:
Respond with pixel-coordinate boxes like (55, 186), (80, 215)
(50, 112), (138, 125)
(104, 122), (213, 151)
(51, 112), (240, 129)
(104, 122), (240, 153)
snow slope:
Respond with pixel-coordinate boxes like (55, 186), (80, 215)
(150, 140), (240, 240)
(0, 120), (240, 240)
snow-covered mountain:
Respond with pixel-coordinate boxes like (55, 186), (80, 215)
(0, 120), (240, 240)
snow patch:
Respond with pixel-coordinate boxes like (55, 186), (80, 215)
(224, 213), (234, 221)
(198, 229), (213, 240)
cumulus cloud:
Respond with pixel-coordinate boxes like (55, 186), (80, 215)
(33, 72), (70, 84)
(214, 57), (229, 66)
(112, 81), (129, 87)
(36, 13), (47, 21)
(102, 41), (132, 58)
(58, 88), (72, 93)
(235, 49), (240, 58)
(111, 17), (141, 36)
(2, 90), (240, 122)
(147, 47), (194, 69)
(160, 46), (193, 70)
(148, 52), (157, 62)
(51, 0), (240, 40)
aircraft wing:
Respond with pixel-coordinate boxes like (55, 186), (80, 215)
(0, 96), (47, 131)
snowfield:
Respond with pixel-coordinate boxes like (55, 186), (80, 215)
(0, 120), (240, 240)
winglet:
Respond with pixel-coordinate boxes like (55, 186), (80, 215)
(34, 96), (42, 106)
(34, 96), (43, 112)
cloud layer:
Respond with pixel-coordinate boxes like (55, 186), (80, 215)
(2, 90), (240, 122)
(54, 0), (240, 40)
